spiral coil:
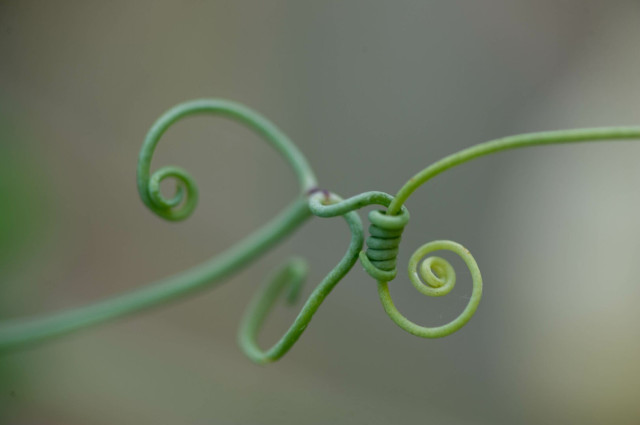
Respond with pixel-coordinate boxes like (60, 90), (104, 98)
(2, 97), (639, 363)
(359, 207), (410, 282)
(353, 201), (483, 338)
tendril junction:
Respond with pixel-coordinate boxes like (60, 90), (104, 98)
(2, 98), (640, 364)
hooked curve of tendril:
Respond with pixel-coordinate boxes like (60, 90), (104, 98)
(1, 98), (640, 363)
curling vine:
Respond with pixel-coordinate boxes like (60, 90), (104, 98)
(1, 99), (639, 364)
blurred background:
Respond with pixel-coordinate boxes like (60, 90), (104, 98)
(1, 1), (640, 423)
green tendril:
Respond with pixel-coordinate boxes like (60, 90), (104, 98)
(389, 127), (640, 215)
(2, 98), (640, 363)
(138, 99), (318, 221)
(378, 240), (482, 338)
(1, 99), (318, 351)
(374, 126), (640, 339)
(239, 193), (364, 364)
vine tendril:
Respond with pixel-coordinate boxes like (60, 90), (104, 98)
(2, 98), (640, 364)
(378, 240), (482, 338)
(359, 208), (410, 282)
(0, 99), (318, 351)
(239, 193), (364, 364)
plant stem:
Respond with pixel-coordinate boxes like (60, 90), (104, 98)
(389, 127), (640, 215)
(0, 197), (311, 352)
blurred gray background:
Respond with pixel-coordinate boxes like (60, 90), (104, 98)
(2, 1), (640, 424)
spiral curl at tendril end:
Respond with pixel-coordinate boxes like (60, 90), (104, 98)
(145, 165), (199, 221)
(377, 239), (483, 339)
(358, 204), (482, 338)
(3, 97), (639, 360)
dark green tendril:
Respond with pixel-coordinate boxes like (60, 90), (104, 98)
(1, 99), (639, 363)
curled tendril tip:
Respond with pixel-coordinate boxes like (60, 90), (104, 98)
(1, 98), (640, 364)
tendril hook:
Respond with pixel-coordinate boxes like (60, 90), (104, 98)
(2, 98), (640, 364)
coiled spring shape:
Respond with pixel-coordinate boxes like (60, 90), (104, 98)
(2, 99), (640, 364)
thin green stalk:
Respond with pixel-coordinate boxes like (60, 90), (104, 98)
(388, 127), (640, 215)
(377, 127), (640, 339)
(138, 99), (317, 222)
(0, 198), (311, 351)
(238, 194), (364, 364)
(3, 97), (640, 363)
(0, 99), (318, 352)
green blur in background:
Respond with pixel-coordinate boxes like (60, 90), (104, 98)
(1, 1), (640, 424)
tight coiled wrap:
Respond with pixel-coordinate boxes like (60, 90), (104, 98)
(359, 208), (410, 282)
(355, 202), (482, 338)
(2, 94), (639, 361)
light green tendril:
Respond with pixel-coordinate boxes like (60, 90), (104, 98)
(0, 99), (317, 351)
(1, 98), (640, 363)
(375, 126), (640, 339)
(377, 240), (482, 338)
(239, 192), (364, 364)
(137, 99), (318, 221)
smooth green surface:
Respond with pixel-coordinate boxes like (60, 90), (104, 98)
(239, 193), (364, 364)
(0, 99), (317, 352)
(379, 127), (640, 339)
(2, 98), (640, 362)
(137, 99), (318, 221)
(388, 127), (640, 215)
(378, 240), (482, 338)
